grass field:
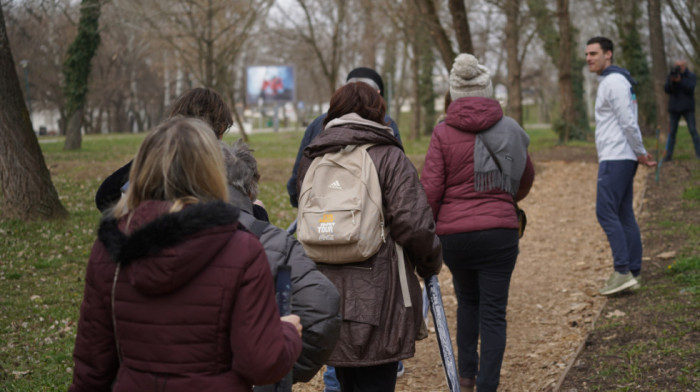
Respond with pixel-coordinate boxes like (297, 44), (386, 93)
(0, 125), (697, 390)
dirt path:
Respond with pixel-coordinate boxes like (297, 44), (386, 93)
(295, 158), (651, 392)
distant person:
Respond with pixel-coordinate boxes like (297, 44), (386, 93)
(295, 82), (442, 392)
(663, 59), (700, 161)
(69, 117), (302, 391)
(421, 54), (535, 392)
(286, 67), (402, 208)
(220, 140), (342, 387)
(93, 88), (272, 220)
(585, 36), (656, 295)
(94, 88), (269, 221)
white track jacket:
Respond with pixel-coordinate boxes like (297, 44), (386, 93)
(594, 72), (648, 162)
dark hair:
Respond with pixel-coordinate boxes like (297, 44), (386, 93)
(323, 82), (387, 128)
(167, 88), (233, 139)
(444, 91), (452, 113)
(587, 36), (613, 54)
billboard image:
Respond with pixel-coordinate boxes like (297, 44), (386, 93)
(246, 65), (295, 103)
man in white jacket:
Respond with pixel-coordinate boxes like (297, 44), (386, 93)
(585, 36), (656, 296)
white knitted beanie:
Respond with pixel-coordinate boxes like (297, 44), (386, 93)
(449, 53), (493, 100)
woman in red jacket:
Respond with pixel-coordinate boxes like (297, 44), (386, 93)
(69, 117), (302, 391)
(421, 54), (535, 392)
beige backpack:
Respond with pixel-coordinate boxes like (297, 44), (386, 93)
(297, 144), (386, 263)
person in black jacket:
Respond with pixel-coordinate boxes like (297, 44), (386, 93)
(663, 59), (700, 161)
(221, 140), (341, 387)
(286, 67), (402, 208)
(95, 88), (233, 211)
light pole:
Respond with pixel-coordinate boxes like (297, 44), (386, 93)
(19, 59), (31, 114)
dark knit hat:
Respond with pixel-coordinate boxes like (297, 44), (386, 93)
(346, 67), (385, 97)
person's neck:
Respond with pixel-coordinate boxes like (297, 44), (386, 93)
(598, 63), (612, 75)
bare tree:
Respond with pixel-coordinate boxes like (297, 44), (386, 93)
(378, 1), (413, 126)
(0, 4), (67, 220)
(449, 0), (474, 54)
(5, 0), (75, 134)
(613, 0), (655, 133)
(359, 0), (378, 68)
(504, 0), (523, 124)
(62, 0), (102, 150)
(412, 0), (457, 71)
(128, 0), (274, 140)
(648, 0), (669, 134)
(528, 0), (589, 142)
(285, 0), (348, 95)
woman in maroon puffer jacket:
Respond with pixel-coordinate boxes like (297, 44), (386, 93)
(421, 54), (535, 392)
(69, 117), (302, 392)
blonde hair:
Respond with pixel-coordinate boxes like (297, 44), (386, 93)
(113, 117), (228, 219)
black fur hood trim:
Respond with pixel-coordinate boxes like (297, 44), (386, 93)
(98, 201), (240, 265)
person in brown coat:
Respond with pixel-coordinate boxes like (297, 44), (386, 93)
(69, 117), (302, 392)
(296, 82), (442, 392)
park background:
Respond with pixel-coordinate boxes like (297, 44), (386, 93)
(0, 0), (698, 390)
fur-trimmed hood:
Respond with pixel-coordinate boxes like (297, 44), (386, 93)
(97, 200), (240, 295)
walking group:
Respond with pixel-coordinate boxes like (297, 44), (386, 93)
(69, 35), (660, 392)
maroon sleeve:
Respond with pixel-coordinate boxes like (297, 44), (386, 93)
(515, 155), (535, 202)
(69, 243), (119, 392)
(421, 127), (447, 221)
(229, 235), (302, 385)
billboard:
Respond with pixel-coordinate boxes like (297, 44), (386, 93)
(246, 65), (295, 103)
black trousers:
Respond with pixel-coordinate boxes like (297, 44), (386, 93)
(440, 228), (519, 392)
(335, 362), (399, 392)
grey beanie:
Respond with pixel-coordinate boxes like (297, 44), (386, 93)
(449, 53), (493, 100)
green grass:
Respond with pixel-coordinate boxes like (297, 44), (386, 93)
(581, 190), (699, 388)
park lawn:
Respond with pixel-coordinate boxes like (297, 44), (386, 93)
(0, 124), (688, 390)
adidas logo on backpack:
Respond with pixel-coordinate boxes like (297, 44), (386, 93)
(297, 144), (386, 263)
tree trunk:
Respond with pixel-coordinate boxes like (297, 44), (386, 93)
(412, 0), (456, 72)
(647, 0), (669, 135)
(420, 26), (437, 135)
(614, 0), (655, 134)
(505, 0), (522, 124)
(557, 0), (574, 143)
(361, 0), (377, 68)
(448, 0), (473, 54)
(411, 38), (421, 140)
(382, 33), (399, 121)
(64, 107), (83, 149)
(62, 0), (102, 150)
(0, 4), (67, 220)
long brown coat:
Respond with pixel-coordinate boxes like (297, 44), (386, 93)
(297, 116), (442, 366)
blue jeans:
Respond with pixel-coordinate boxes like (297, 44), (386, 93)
(440, 229), (519, 392)
(596, 160), (642, 275)
(324, 366), (341, 392)
(667, 110), (700, 159)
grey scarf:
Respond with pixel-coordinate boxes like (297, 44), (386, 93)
(474, 118), (530, 196)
